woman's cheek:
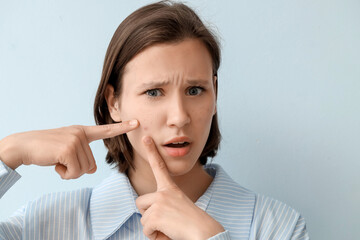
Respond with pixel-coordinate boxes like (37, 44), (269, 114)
(127, 122), (147, 146)
(126, 119), (154, 157)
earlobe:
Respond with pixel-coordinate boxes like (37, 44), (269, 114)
(105, 84), (122, 122)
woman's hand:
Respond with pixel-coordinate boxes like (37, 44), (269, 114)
(136, 136), (225, 240)
(0, 120), (139, 179)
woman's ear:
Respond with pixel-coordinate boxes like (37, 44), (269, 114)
(105, 84), (122, 122)
(213, 75), (217, 115)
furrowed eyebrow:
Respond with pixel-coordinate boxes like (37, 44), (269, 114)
(138, 80), (170, 90)
(137, 79), (211, 91)
(186, 79), (211, 86)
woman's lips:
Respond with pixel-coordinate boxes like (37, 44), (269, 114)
(163, 143), (191, 157)
(162, 136), (192, 157)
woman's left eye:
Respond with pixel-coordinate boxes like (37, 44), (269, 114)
(187, 86), (204, 96)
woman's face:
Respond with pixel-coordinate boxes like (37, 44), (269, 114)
(115, 39), (216, 176)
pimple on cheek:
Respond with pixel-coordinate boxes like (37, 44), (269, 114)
(137, 123), (151, 136)
(139, 119), (153, 133)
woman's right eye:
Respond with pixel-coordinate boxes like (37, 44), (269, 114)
(145, 89), (162, 97)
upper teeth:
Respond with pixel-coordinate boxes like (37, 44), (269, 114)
(173, 142), (185, 144)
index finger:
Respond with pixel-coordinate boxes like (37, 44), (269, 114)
(84, 119), (139, 143)
(142, 136), (175, 190)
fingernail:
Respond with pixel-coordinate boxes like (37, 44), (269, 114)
(129, 119), (138, 126)
(143, 136), (152, 145)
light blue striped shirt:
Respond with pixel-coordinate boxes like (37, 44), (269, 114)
(0, 160), (309, 239)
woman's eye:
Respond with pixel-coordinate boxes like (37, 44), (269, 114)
(188, 87), (204, 96)
(145, 89), (162, 97)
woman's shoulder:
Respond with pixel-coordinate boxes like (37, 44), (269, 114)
(5, 187), (94, 238)
(26, 170), (128, 212)
(206, 164), (309, 239)
(250, 194), (308, 239)
(253, 193), (302, 220)
(25, 187), (93, 217)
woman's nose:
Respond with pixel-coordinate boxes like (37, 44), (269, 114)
(166, 97), (190, 128)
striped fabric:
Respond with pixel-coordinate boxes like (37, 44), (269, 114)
(0, 160), (309, 239)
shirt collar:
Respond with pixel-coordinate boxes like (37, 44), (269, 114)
(204, 163), (256, 238)
(89, 163), (243, 240)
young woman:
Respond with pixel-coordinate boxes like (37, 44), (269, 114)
(0, 1), (309, 239)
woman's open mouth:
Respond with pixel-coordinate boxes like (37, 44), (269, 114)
(164, 142), (190, 148)
(163, 138), (191, 157)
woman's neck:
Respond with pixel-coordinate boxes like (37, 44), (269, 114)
(127, 159), (213, 203)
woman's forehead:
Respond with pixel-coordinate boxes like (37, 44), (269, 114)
(122, 39), (213, 87)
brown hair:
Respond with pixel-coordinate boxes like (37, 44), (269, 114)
(94, 0), (221, 173)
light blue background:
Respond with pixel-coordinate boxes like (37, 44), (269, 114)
(1, 0), (359, 239)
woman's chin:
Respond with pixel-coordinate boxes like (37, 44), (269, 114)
(163, 157), (198, 177)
